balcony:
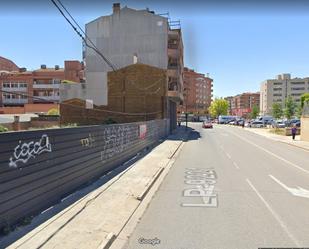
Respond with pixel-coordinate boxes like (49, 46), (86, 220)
(33, 95), (60, 102)
(2, 98), (28, 104)
(168, 83), (183, 102)
(168, 63), (179, 70)
(168, 48), (180, 58)
(2, 86), (27, 92)
(33, 83), (60, 89)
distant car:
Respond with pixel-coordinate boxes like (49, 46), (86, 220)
(294, 121), (301, 127)
(202, 121), (213, 129)
(250, 121), (264, 128)
(236, 120), (245, 126)
(286, 119), (300, 127)
(271, 120), (285, 128)
(229, 120), (237, 125)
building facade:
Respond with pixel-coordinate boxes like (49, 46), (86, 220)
(260, 74), (309, 115)
(225, 92), (260, 117)
(0, 60), (84, 107)
(0, 56), (19, 72)
(178, 67), (213, 114)
(84, 3), (184, 129)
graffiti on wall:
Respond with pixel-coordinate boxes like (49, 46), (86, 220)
(9, 134), (52, 168)
(80, 134), (95, 147)
(100, 125), (137, 163)
(139, 124), (147, 139)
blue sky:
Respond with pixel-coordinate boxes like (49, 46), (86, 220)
(1, 0), (309, 97)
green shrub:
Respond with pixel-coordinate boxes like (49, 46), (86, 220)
(0, 125), (8, 133)
(103, 118), (117, 124)
(47, 108), (59, 115)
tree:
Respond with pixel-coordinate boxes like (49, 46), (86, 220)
(284, 96), (296, 120)
(295, 104), (303, 118)
(250, 105), (259, 119)
(208, 98), (228, 118)
(47, 108), (59, 115)
(272, 103), (283, 119)
(300, 93), (309, 108)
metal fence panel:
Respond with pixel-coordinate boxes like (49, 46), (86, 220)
(0, 119), (169, 230)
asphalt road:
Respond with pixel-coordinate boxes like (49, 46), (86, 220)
(123, 123), (309, 249)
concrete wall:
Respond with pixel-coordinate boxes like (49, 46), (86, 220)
(60, 83), (87, 102)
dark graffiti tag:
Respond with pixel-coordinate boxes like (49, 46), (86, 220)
(9, 134), (52, 168)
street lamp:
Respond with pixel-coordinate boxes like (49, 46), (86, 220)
(184, 87), (190, 129)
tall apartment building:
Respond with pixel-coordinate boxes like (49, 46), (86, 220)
(84, 3), (184, 128)
(260, 73), (309, 115)
(0, 60), (84, 107)
(225, 92), (260, 117)
(178, 67), (213, 113)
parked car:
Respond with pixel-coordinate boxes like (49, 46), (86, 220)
(229, 120), (237, 125)
(257, 116), (273, 125)
(285, 119), (300, 127)
(202, 121), (213, 129)
(271, 120), (286, 128)
(295, 121), (301, 127)
(250, 121), (264, 128)
(236, 119), (245, 126)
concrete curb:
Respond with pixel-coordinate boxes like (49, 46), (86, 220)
(242, 127), (309, 152)
(109, 136), (188, 249)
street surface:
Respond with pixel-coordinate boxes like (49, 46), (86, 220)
(123, 123), (309, 249)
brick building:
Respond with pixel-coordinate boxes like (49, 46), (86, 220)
(60, 63), (167, 125)
(0, 56), (19, 72)
(178, 67), (213, 114)
(0, 59), (84, 110)
(226, 92), (260, 117)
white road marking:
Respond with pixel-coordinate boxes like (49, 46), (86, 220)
(246, 178), (300, 247)
(227, 129), (309, 174)
(226, 152), (232, 159)
(269, 175), (309, 199)
(233, 161), (240, 169)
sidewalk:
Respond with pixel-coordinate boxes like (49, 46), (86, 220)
(5, 126), (190, 249)
(243, 127), (309, 151)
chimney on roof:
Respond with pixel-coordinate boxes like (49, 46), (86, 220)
(41, 64), (46, 69)
(19, 67), (27, 72)
(55, 65), (59, 70)
(113, 3), (120, 14)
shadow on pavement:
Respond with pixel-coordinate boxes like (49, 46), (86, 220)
(167, 125), (201, 142)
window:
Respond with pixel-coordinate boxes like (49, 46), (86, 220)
(273, 88), (282, 91)
(19, 83), (27, 88)
(3, 94), (11, 99)
(290, 82), (305, 85)
(291, 93), (302, 96)
(273, 82), (282, 85)
(291, 87), (305, 91)
(2, 83), (10, 88)
(273, 94), (282, 96)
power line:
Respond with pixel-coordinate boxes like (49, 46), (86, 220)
(50, 0), (117, 71)
(54, 0), (118, 71)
